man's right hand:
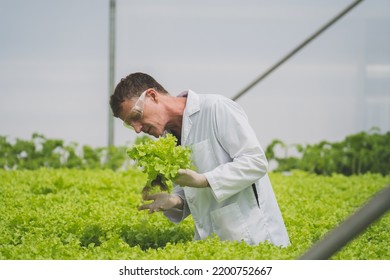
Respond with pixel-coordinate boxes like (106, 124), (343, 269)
(138, 193), (183, 214)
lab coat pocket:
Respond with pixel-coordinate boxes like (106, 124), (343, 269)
(210, 203), (251, 243)
(191, 139), (218, 173)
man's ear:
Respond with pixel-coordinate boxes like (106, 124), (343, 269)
(147, 89), (159, 103)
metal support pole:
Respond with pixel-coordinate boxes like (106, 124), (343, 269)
(299, 184), (390, 260)
(108, 0), (116, 146)
(232, 0), (364, 101)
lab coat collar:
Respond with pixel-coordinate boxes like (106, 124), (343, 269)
(180, 90), (200, 146)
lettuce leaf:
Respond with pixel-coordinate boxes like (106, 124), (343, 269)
(127, 134), (193, 194)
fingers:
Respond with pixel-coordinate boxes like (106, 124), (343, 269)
(138, 201), (164, 214)
(174, 169), (188, 186)
(143, 193), (160, 201)
(138, 204), (150, 211)
(138, 193), (172, 213)
(138, 204), (161, 214)
(177, 169), (187, 175)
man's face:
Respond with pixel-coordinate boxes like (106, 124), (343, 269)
(120, 89), (166, 138)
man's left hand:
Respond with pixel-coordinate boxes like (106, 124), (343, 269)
(174, 169), (209, 188)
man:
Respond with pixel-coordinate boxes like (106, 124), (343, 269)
(110, 72), (290, 247)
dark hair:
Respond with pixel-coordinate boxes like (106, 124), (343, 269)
(109, 72), (168, 117)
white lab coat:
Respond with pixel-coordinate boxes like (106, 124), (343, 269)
(164, 90), (290, 247)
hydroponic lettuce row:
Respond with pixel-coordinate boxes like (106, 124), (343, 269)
(0, 169), (389, 259)
(126, 134), (193, 195)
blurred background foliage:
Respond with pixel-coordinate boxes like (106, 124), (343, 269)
(0, 133), (131, 171)
(266, 128), (390, 176)
(1, 129), (389, 176)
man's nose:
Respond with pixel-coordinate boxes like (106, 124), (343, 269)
(132, 123), (142, 133)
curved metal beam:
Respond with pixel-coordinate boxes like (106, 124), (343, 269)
(232, 0), (364, 101)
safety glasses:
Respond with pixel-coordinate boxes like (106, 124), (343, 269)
(123, 90), (147, 130)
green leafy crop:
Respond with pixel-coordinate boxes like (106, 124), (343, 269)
(126, 134), (193, 194)
(0, 169), (389, 259)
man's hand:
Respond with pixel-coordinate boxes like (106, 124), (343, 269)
(174, 169), (209, 188)
(138, 193), (183, 214)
